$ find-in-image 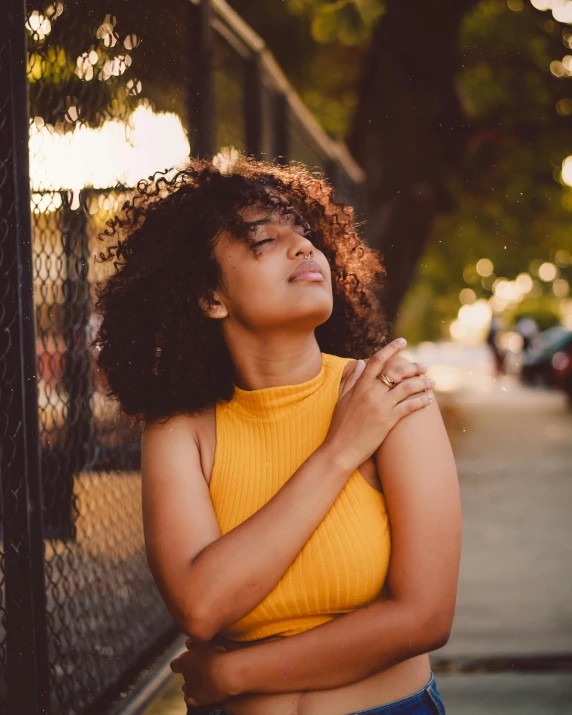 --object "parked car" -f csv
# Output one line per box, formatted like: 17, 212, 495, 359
551, 340, 572, 408
520, 325, 572, 387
